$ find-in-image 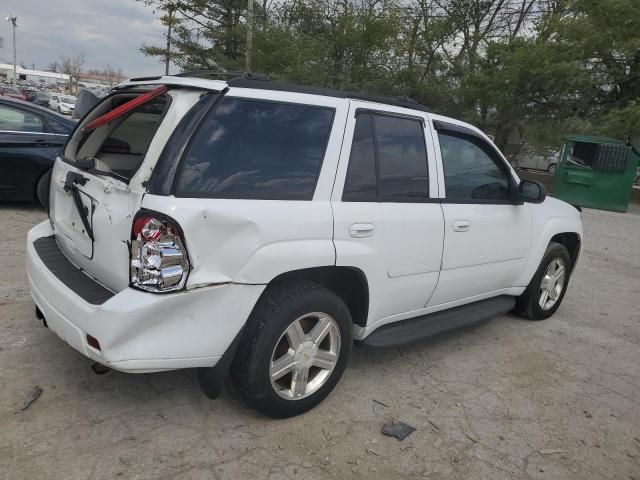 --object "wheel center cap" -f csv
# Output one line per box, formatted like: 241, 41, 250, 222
294, 341, 317, 368
546, 274, 556, 292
